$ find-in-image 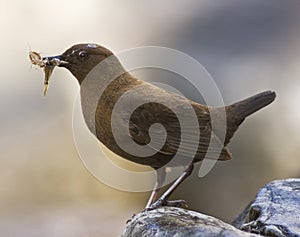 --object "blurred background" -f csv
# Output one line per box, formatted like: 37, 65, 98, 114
1, 0, 300, 236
